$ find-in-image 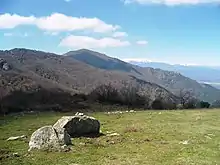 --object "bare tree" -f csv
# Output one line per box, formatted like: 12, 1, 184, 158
89, 83, 149, 108
89, 83, 120, 104
179, 89, 192, 105
178, 89, 197, 109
